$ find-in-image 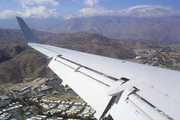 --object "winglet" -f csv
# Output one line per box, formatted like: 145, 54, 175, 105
16, 16, 42, 44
